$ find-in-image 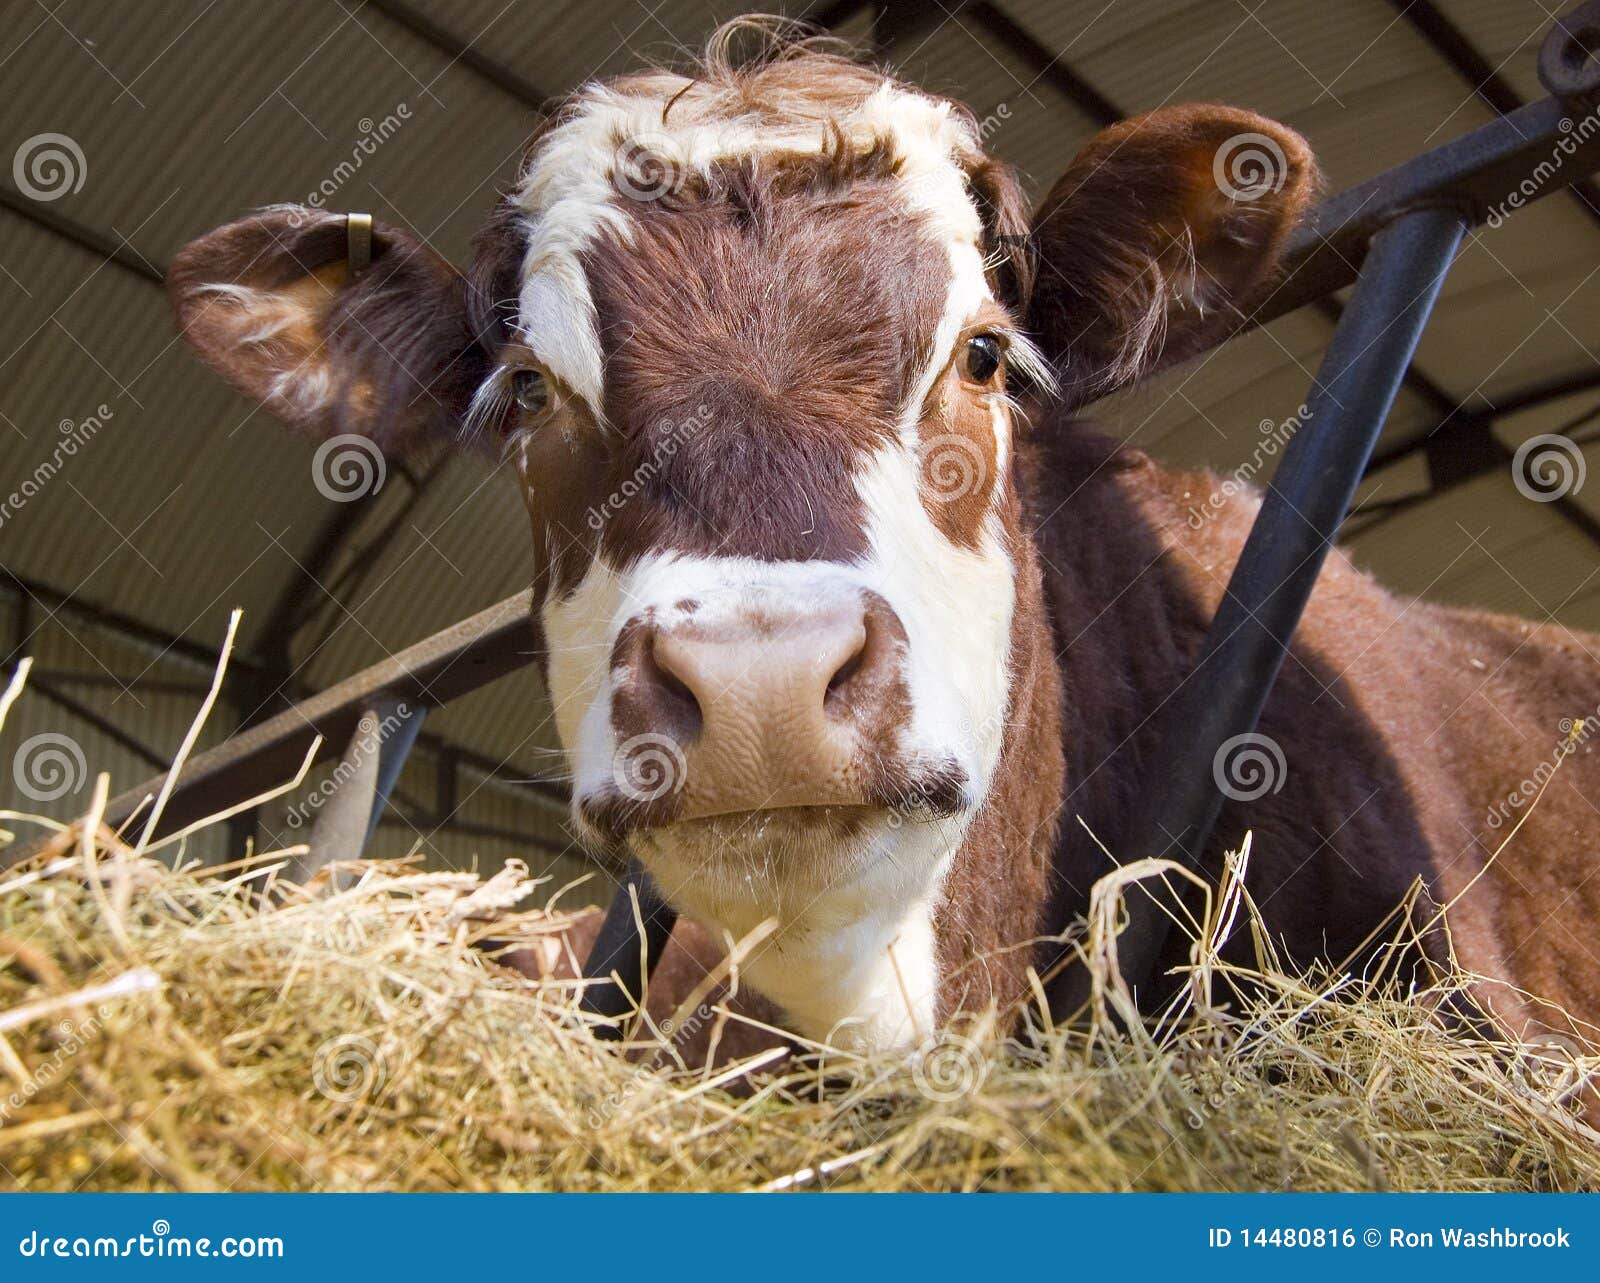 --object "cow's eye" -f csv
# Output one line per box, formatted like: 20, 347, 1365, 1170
962, 334, 1003, 383
511, 368, 551, 416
